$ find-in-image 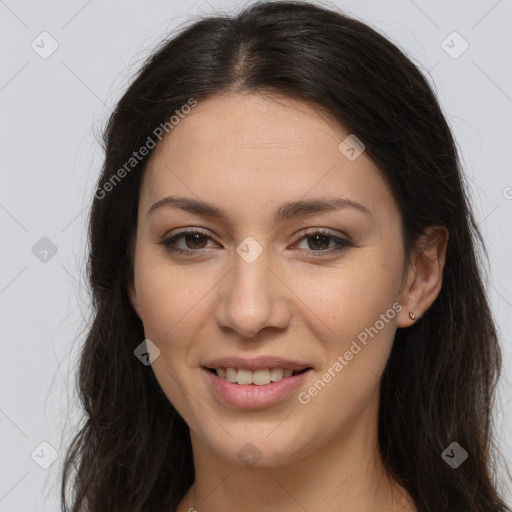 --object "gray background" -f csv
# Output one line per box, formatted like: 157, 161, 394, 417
0, 0, 511, 510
